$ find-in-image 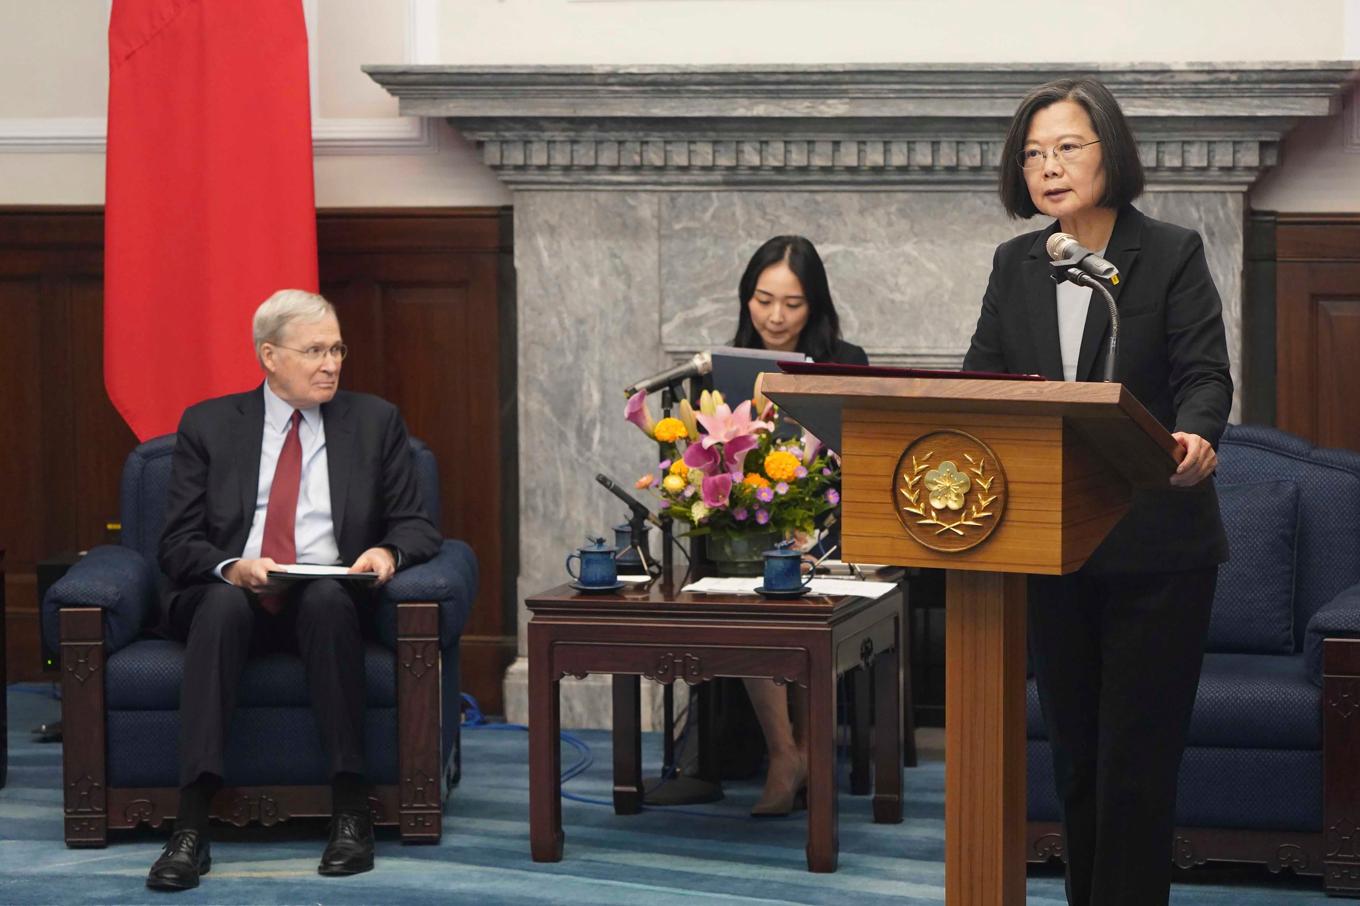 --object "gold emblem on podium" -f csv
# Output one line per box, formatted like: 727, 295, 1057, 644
893, 430, 1007, 553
